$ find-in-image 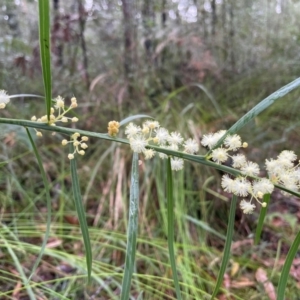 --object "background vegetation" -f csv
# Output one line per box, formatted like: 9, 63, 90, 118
1, 0, 300, 299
